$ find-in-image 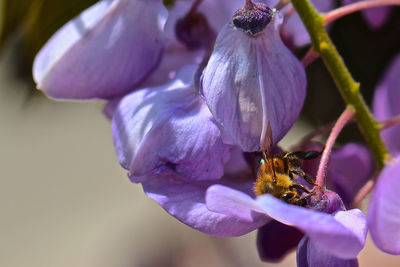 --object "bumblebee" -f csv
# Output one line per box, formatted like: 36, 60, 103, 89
254, 150, 321, 206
